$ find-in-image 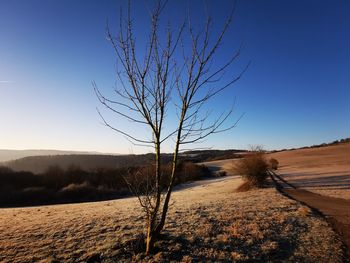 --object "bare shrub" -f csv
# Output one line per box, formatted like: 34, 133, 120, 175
269, 158, 279, 170
234, 149, 269, 187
